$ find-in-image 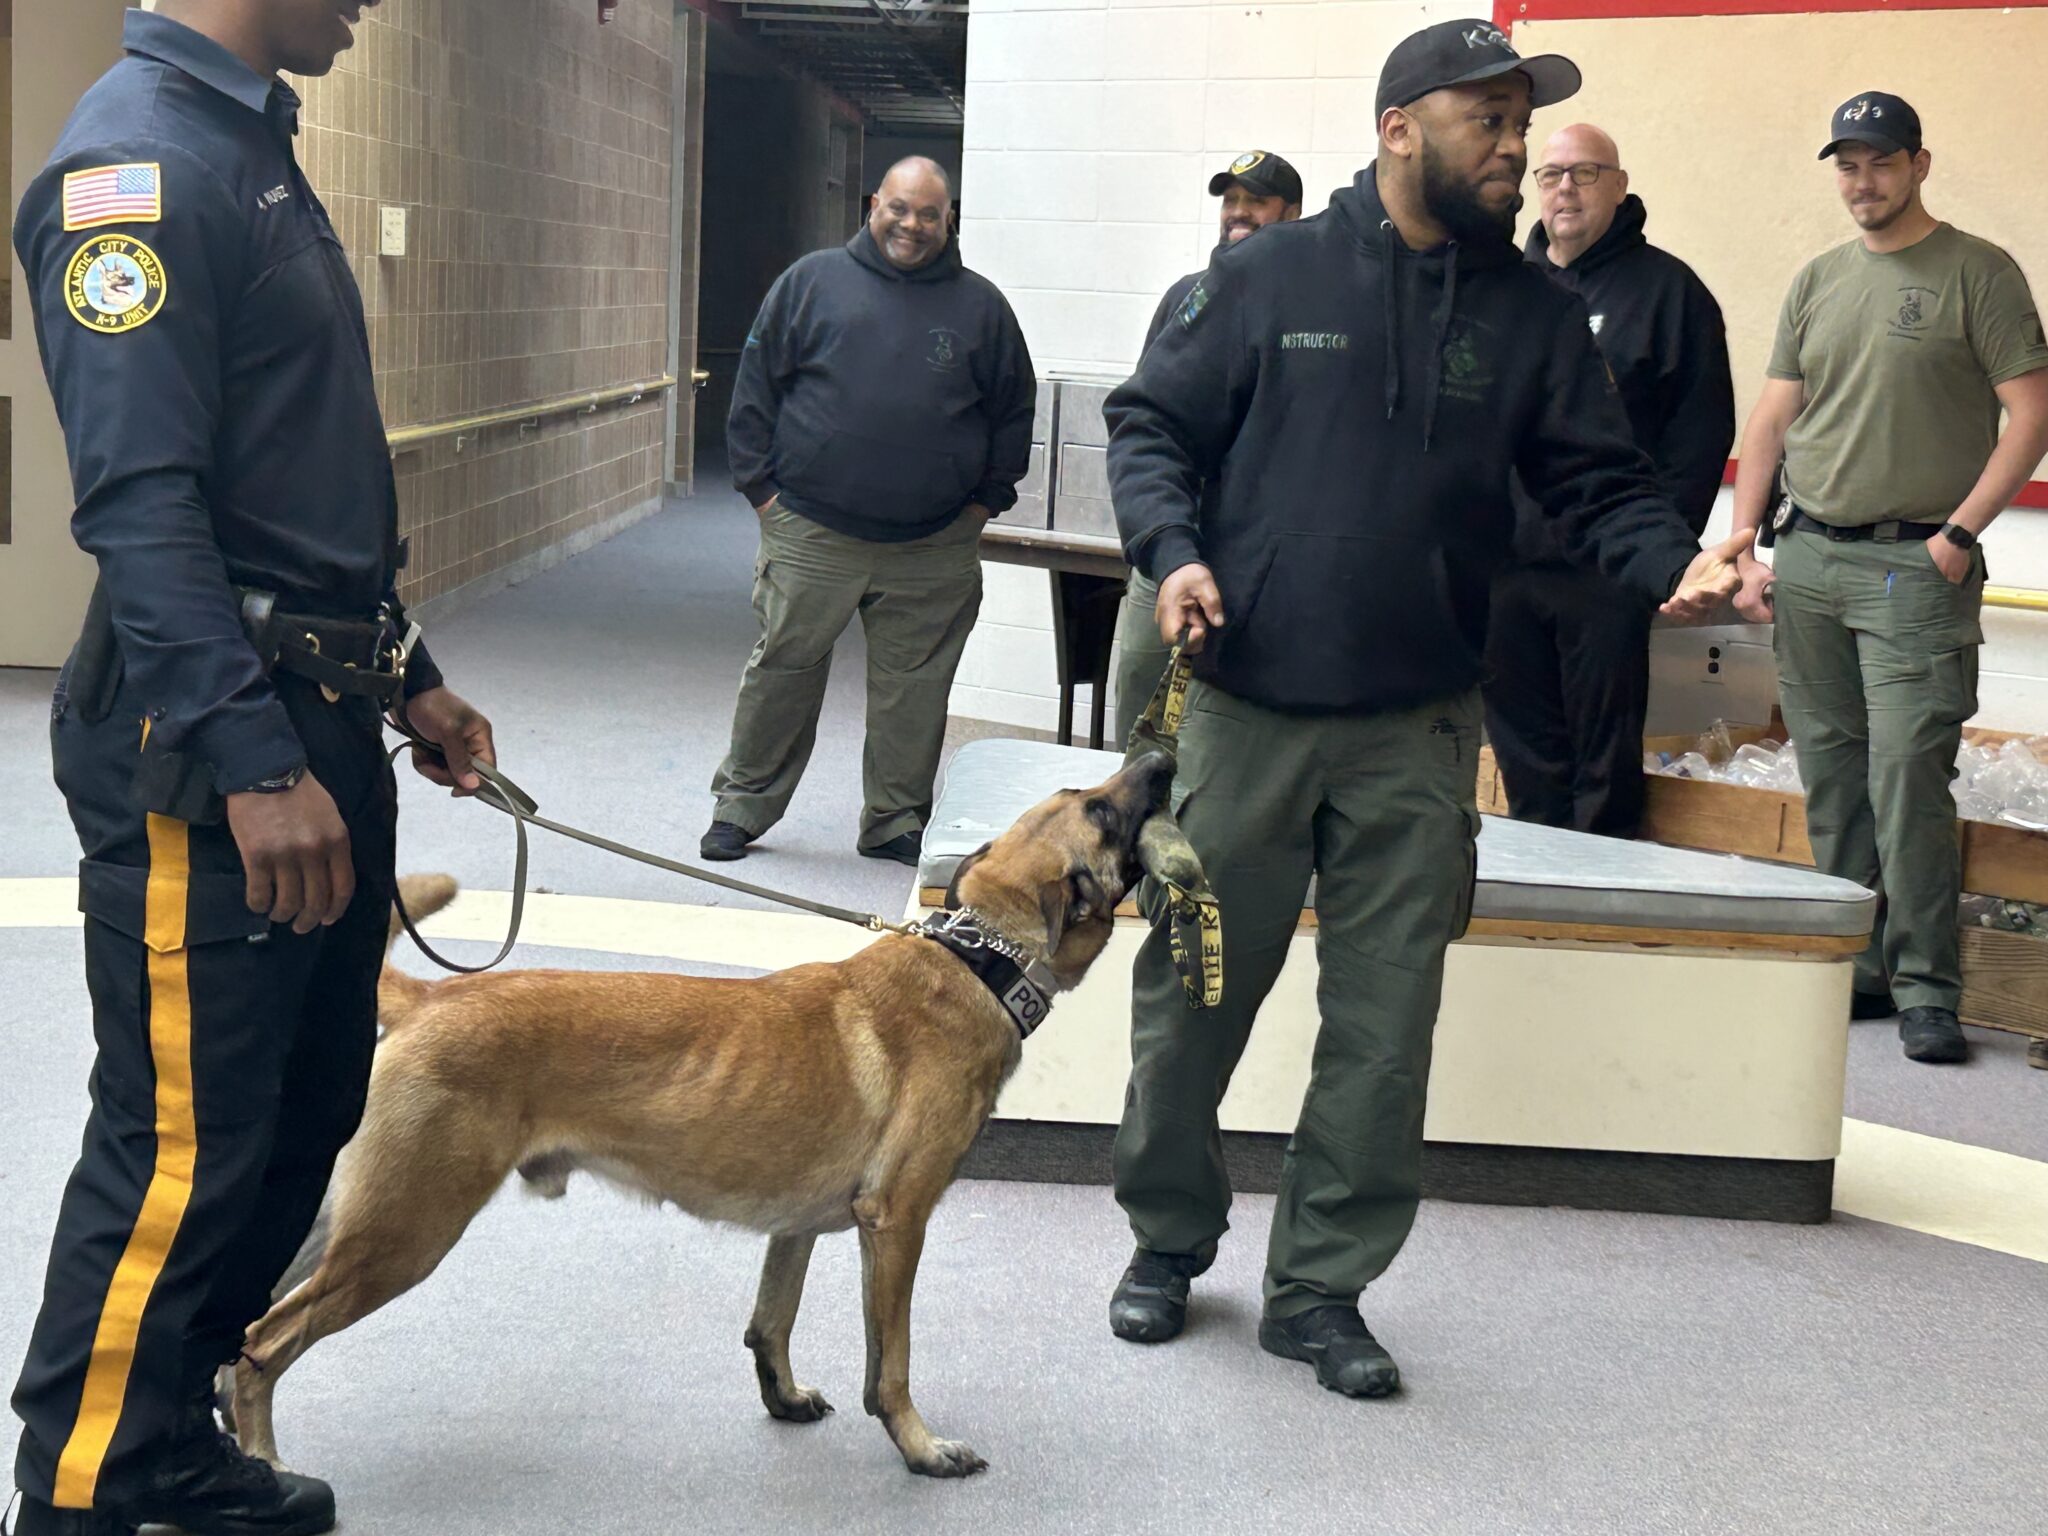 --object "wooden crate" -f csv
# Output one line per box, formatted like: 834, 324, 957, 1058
1957, 926, 2048, 1040
1477, 726, 2048, 905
